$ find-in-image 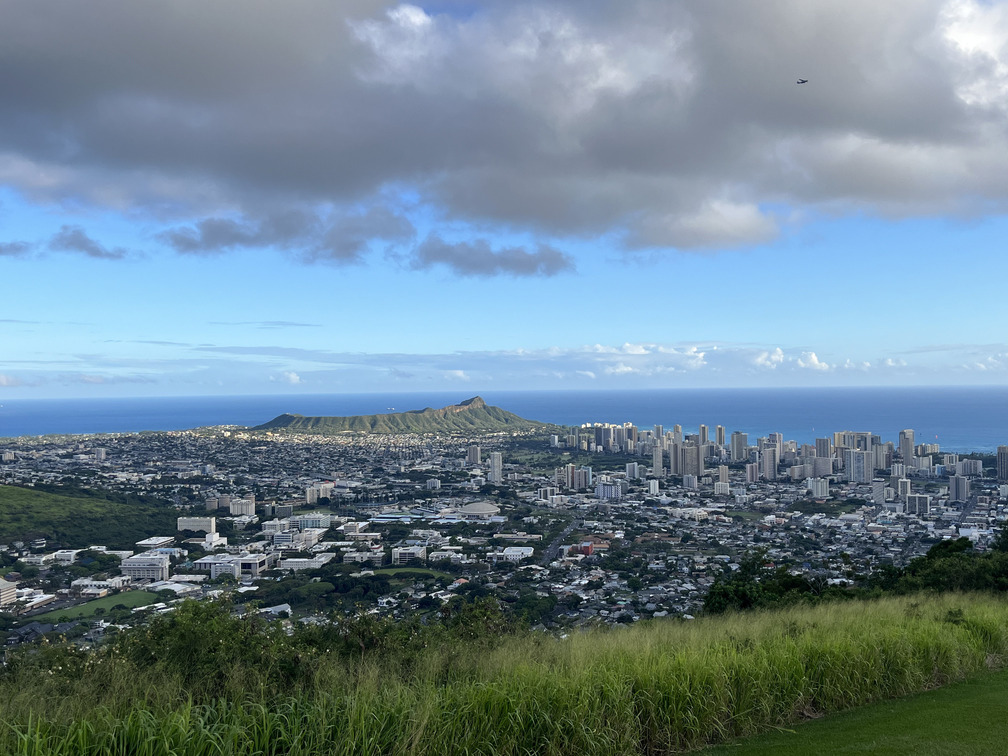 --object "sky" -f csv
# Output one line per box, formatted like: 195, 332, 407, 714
3, 0, 1008, 398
